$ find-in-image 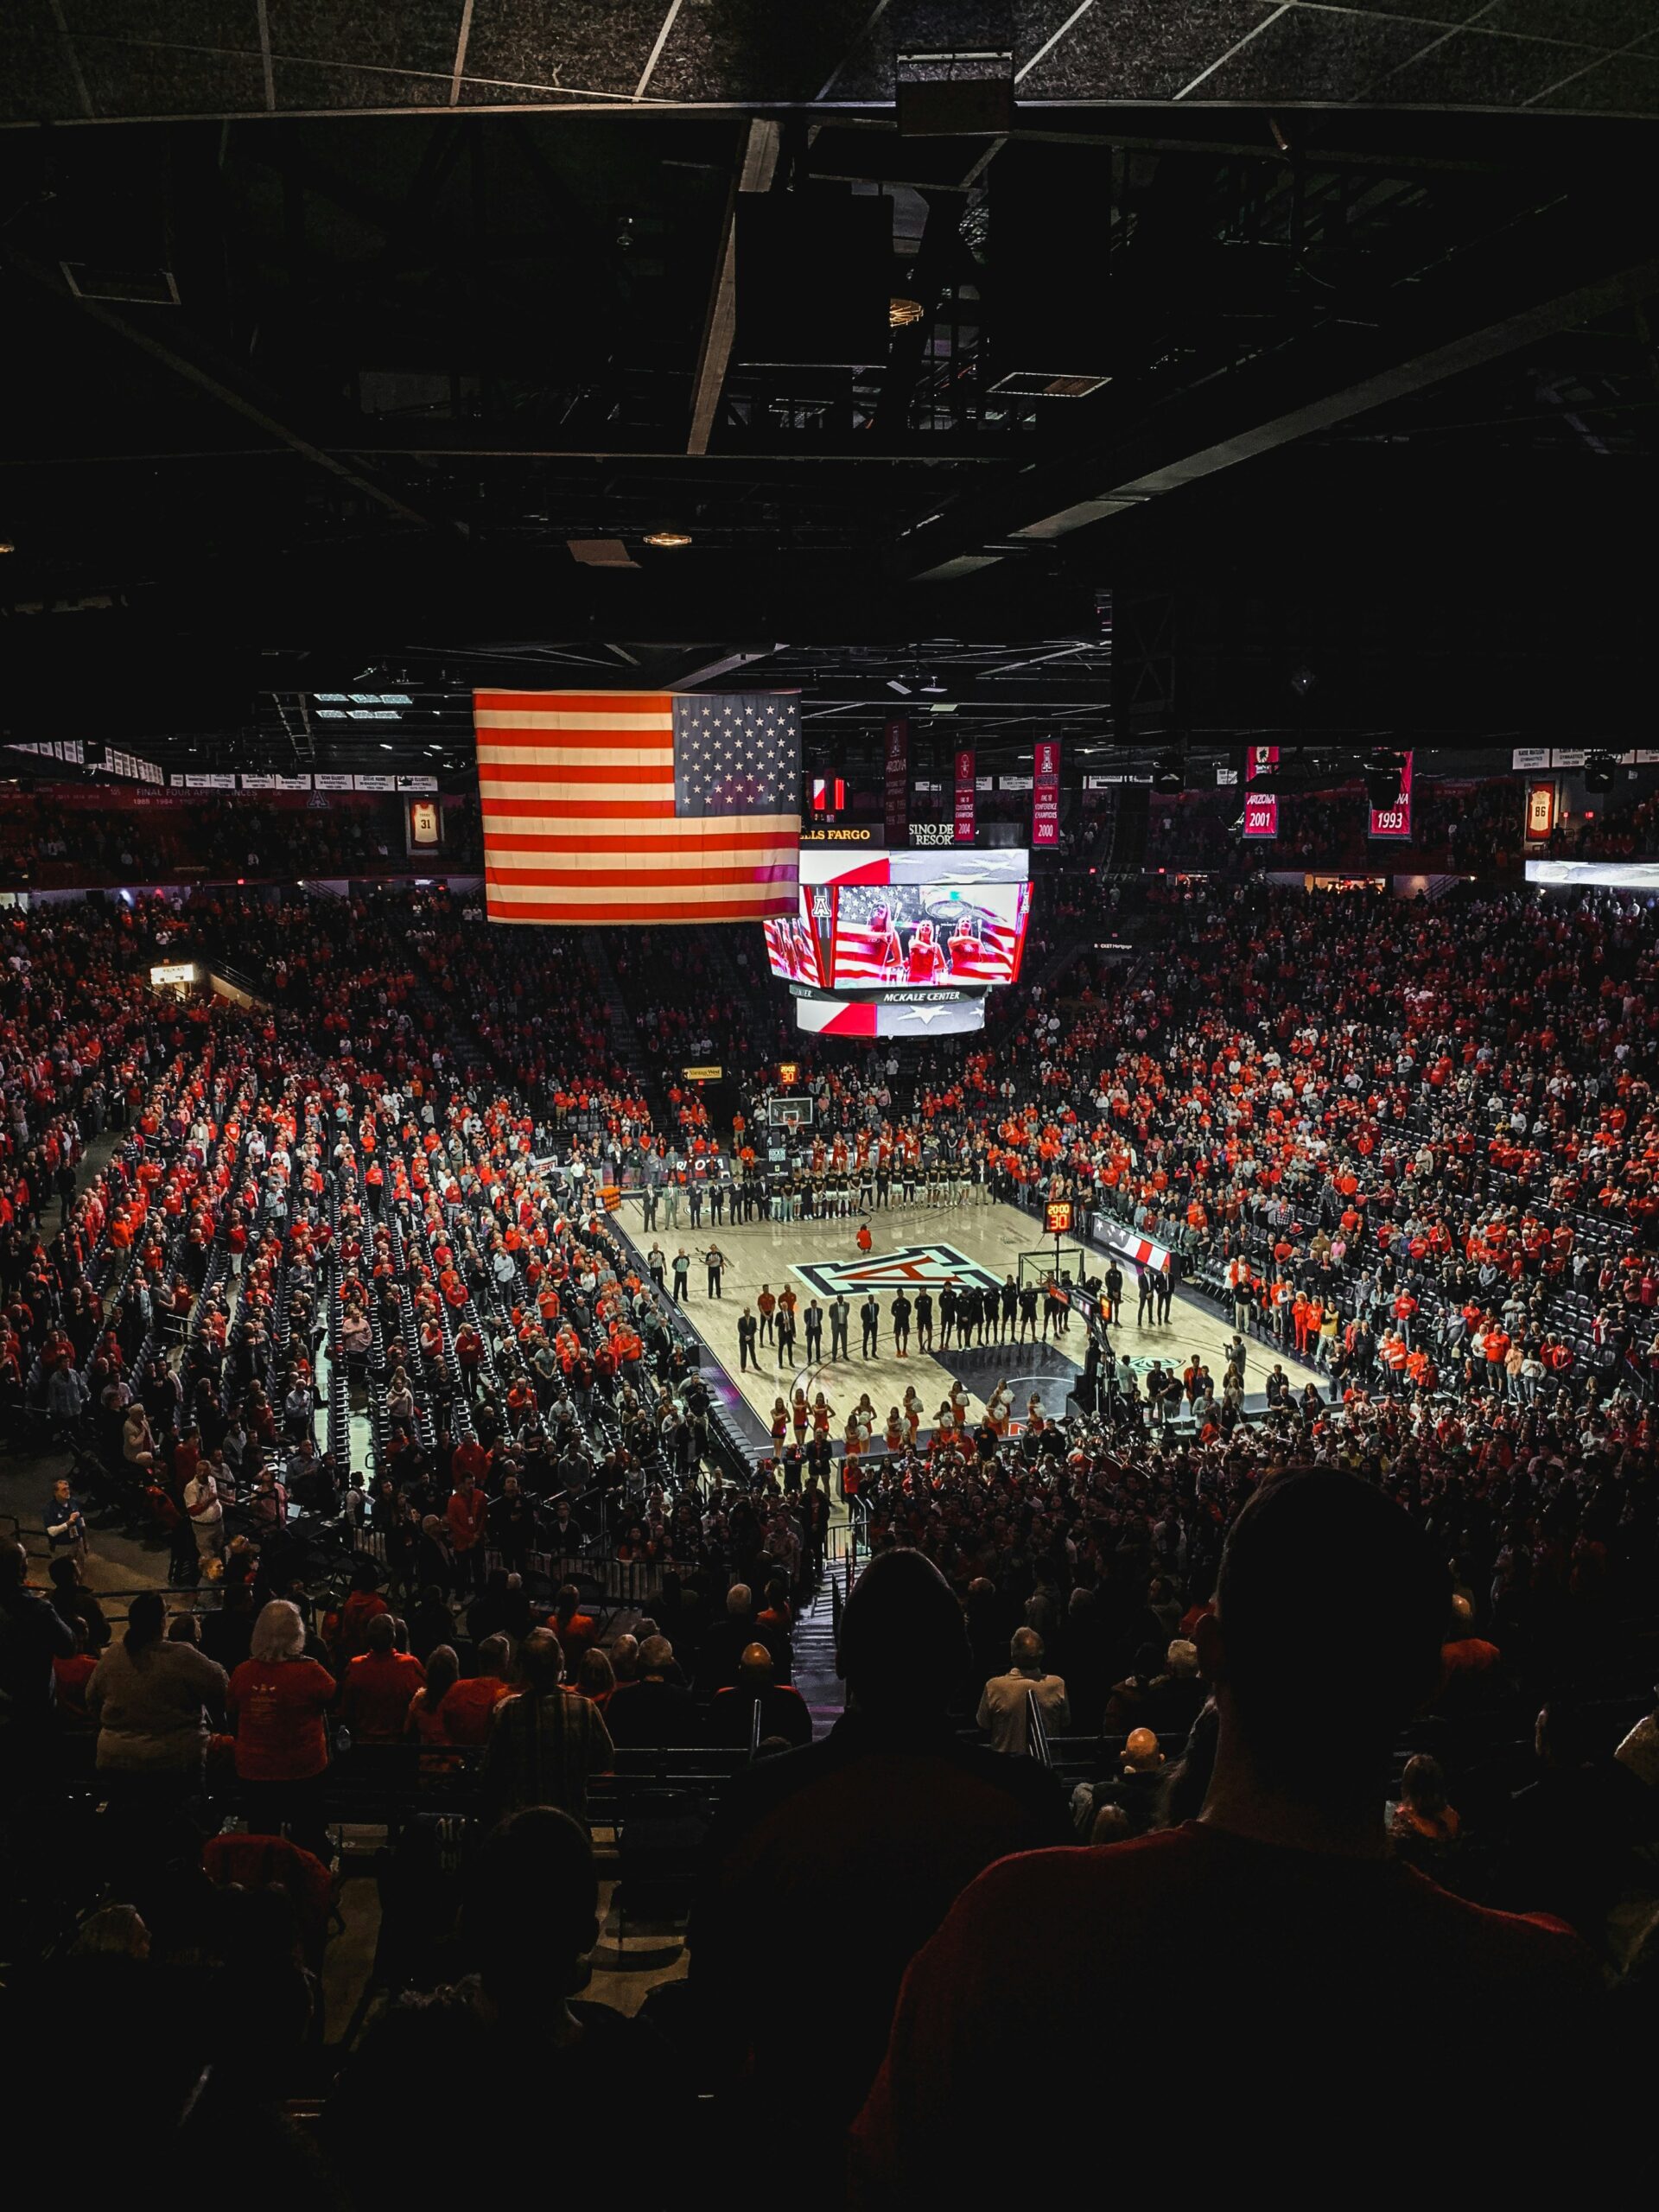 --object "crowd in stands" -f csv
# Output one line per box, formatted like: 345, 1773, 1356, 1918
1548, 776, 1659, 862
3, 869, 1659, 2202
0, 790, 482, 891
